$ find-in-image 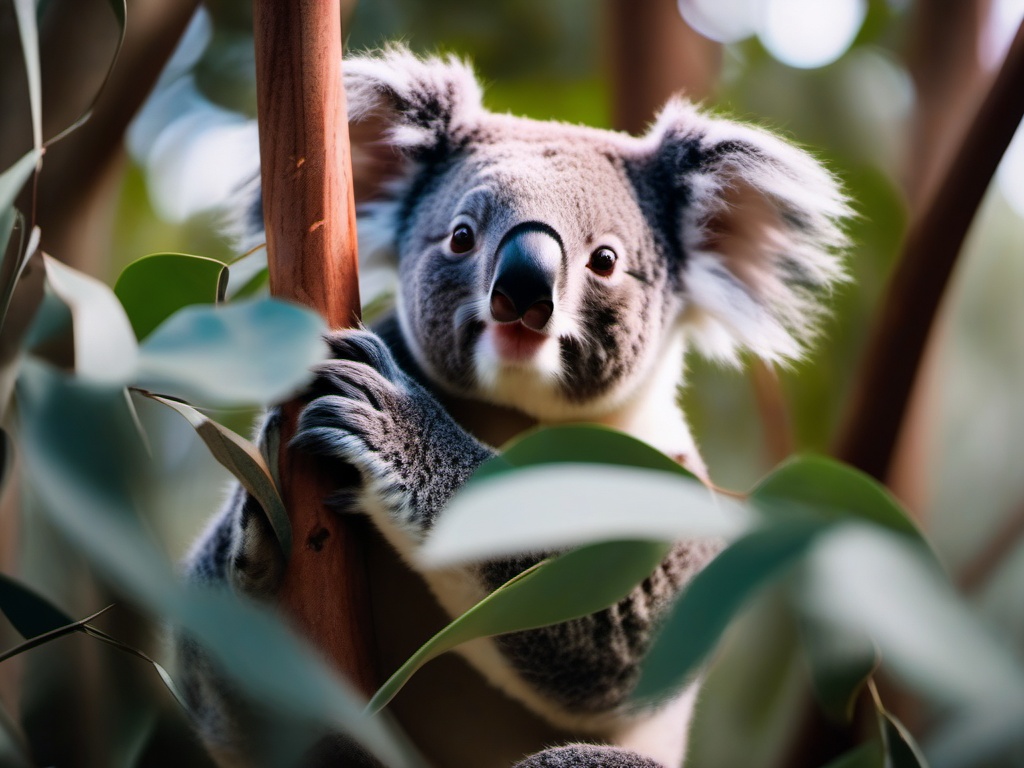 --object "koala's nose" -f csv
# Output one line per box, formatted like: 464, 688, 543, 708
490, 226, 561, 331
